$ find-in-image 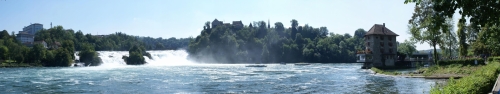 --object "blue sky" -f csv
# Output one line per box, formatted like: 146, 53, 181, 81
0, 0, 440, 50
